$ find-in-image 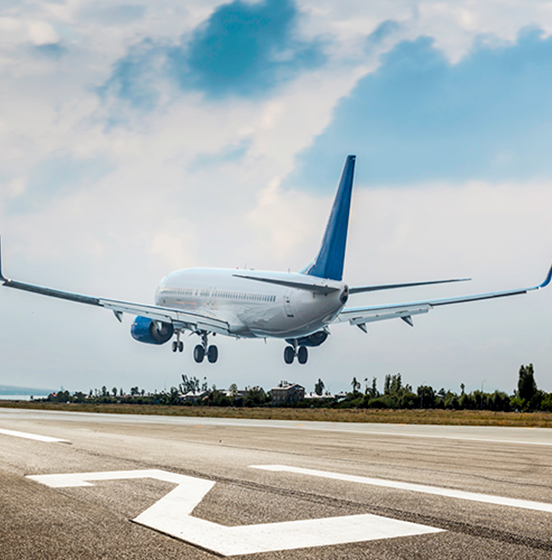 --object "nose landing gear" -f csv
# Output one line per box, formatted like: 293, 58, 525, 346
171, 333, 184, 352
